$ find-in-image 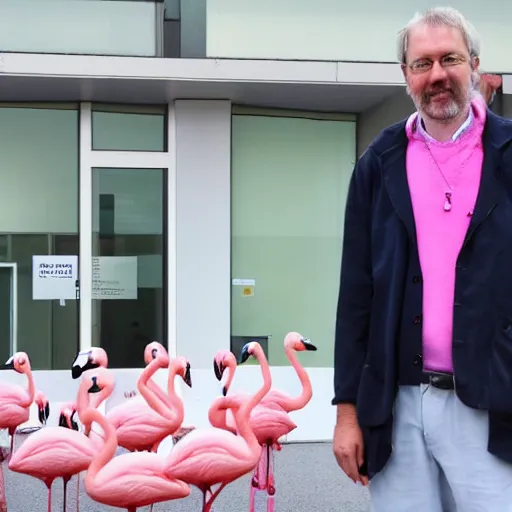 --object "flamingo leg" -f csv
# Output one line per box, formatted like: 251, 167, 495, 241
266, 444, 276, 512
46, 482, 52, 512
0, 460, 7, 512
76, 474, 79, 512
250, 444, 268, 512
204, 482, 228, 512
